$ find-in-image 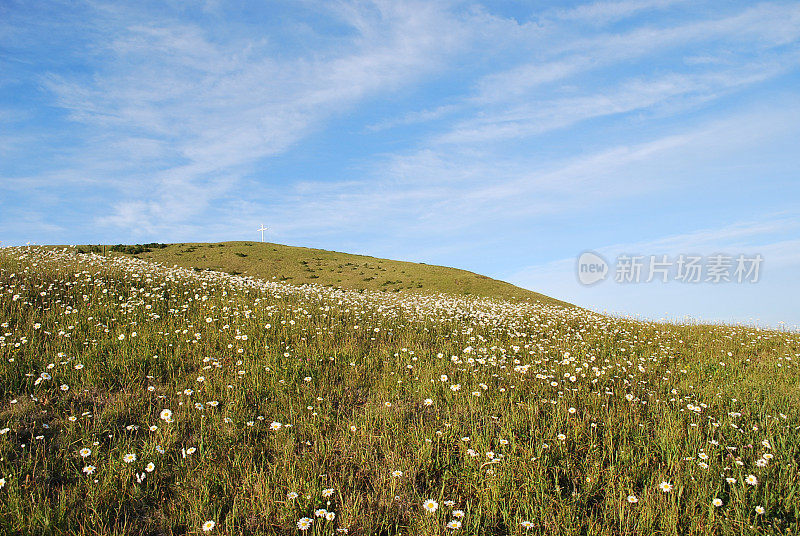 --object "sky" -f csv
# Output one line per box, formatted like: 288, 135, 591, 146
1, 0, 799, 328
